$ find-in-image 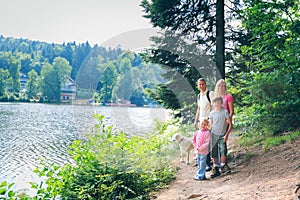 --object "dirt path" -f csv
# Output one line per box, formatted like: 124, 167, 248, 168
151, 134, 300, 200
